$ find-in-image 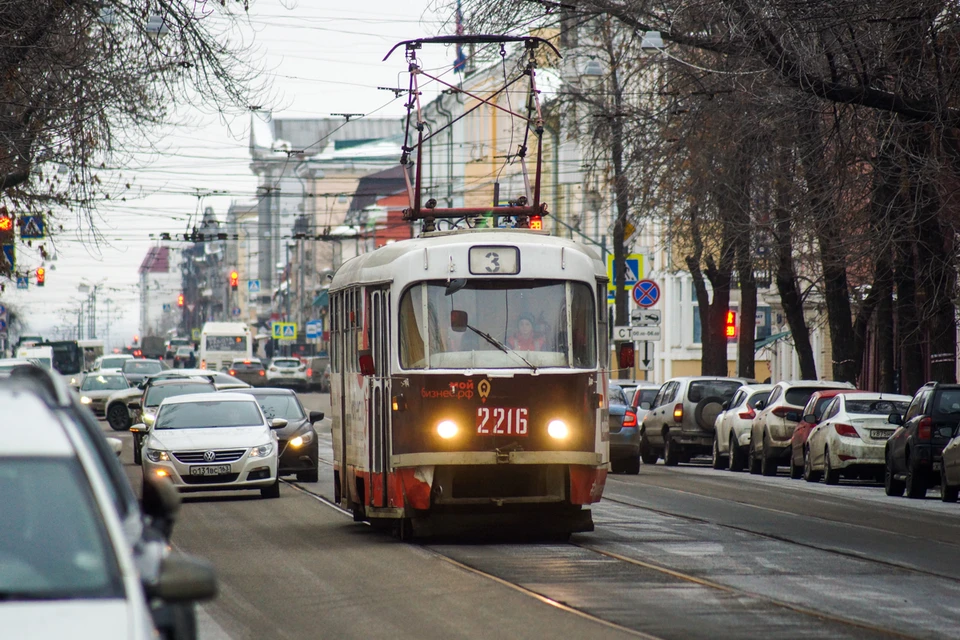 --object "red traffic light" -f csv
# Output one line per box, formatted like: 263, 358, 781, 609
36, 267, 45, 286
0, 216, 12, 232
229, 270, 239, 290
725, 310, 738, 339
177, 293, 184, 307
